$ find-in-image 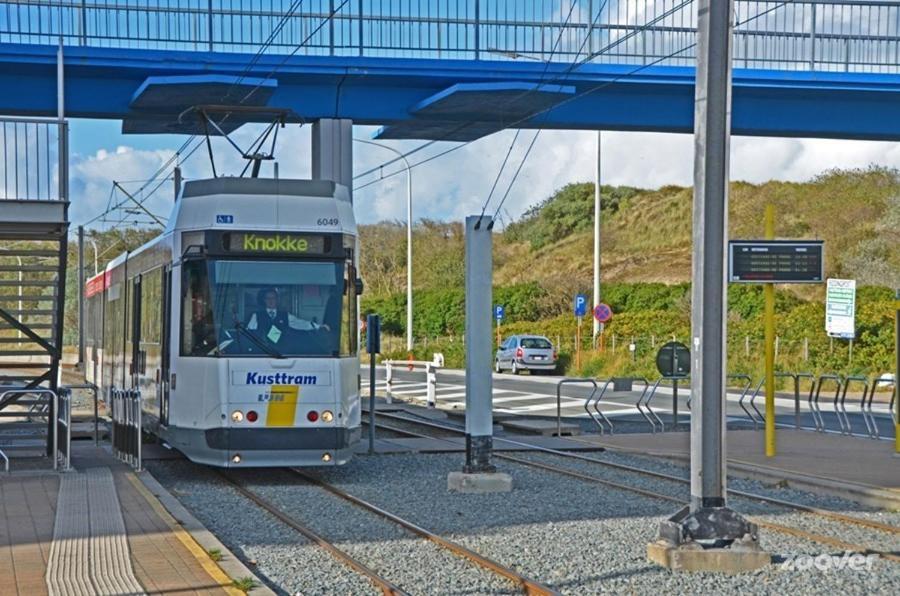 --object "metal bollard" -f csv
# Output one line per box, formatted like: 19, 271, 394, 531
385, 361, 393, 404
426, 363, 437, 408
